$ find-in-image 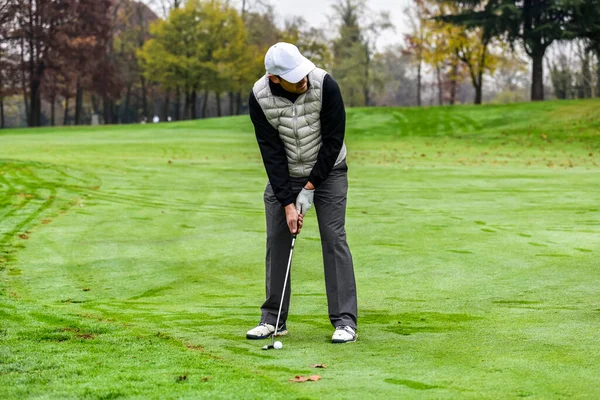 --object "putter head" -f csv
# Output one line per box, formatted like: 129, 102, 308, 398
262, 344, 274, 350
